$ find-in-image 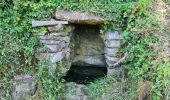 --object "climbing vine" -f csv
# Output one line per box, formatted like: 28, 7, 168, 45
0, 0, 169, 99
